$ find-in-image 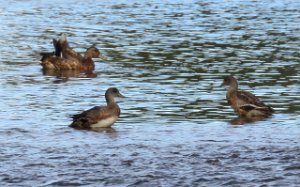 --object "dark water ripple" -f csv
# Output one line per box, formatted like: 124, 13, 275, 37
1, 125, 300, 186
0, 0, 300, 186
